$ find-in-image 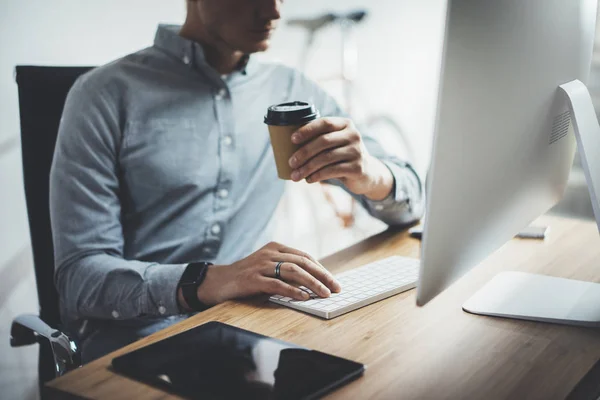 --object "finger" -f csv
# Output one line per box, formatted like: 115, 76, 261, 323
274, 245, 341, 292
291, 117, 348, 145
276, 252, 341, 293
259, 277, 311, 301
277, 245, 322, 267
306, 162, 358, 184
279, 262, 331, 298
289, 129, 351, 169
292, 146, 357, 182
